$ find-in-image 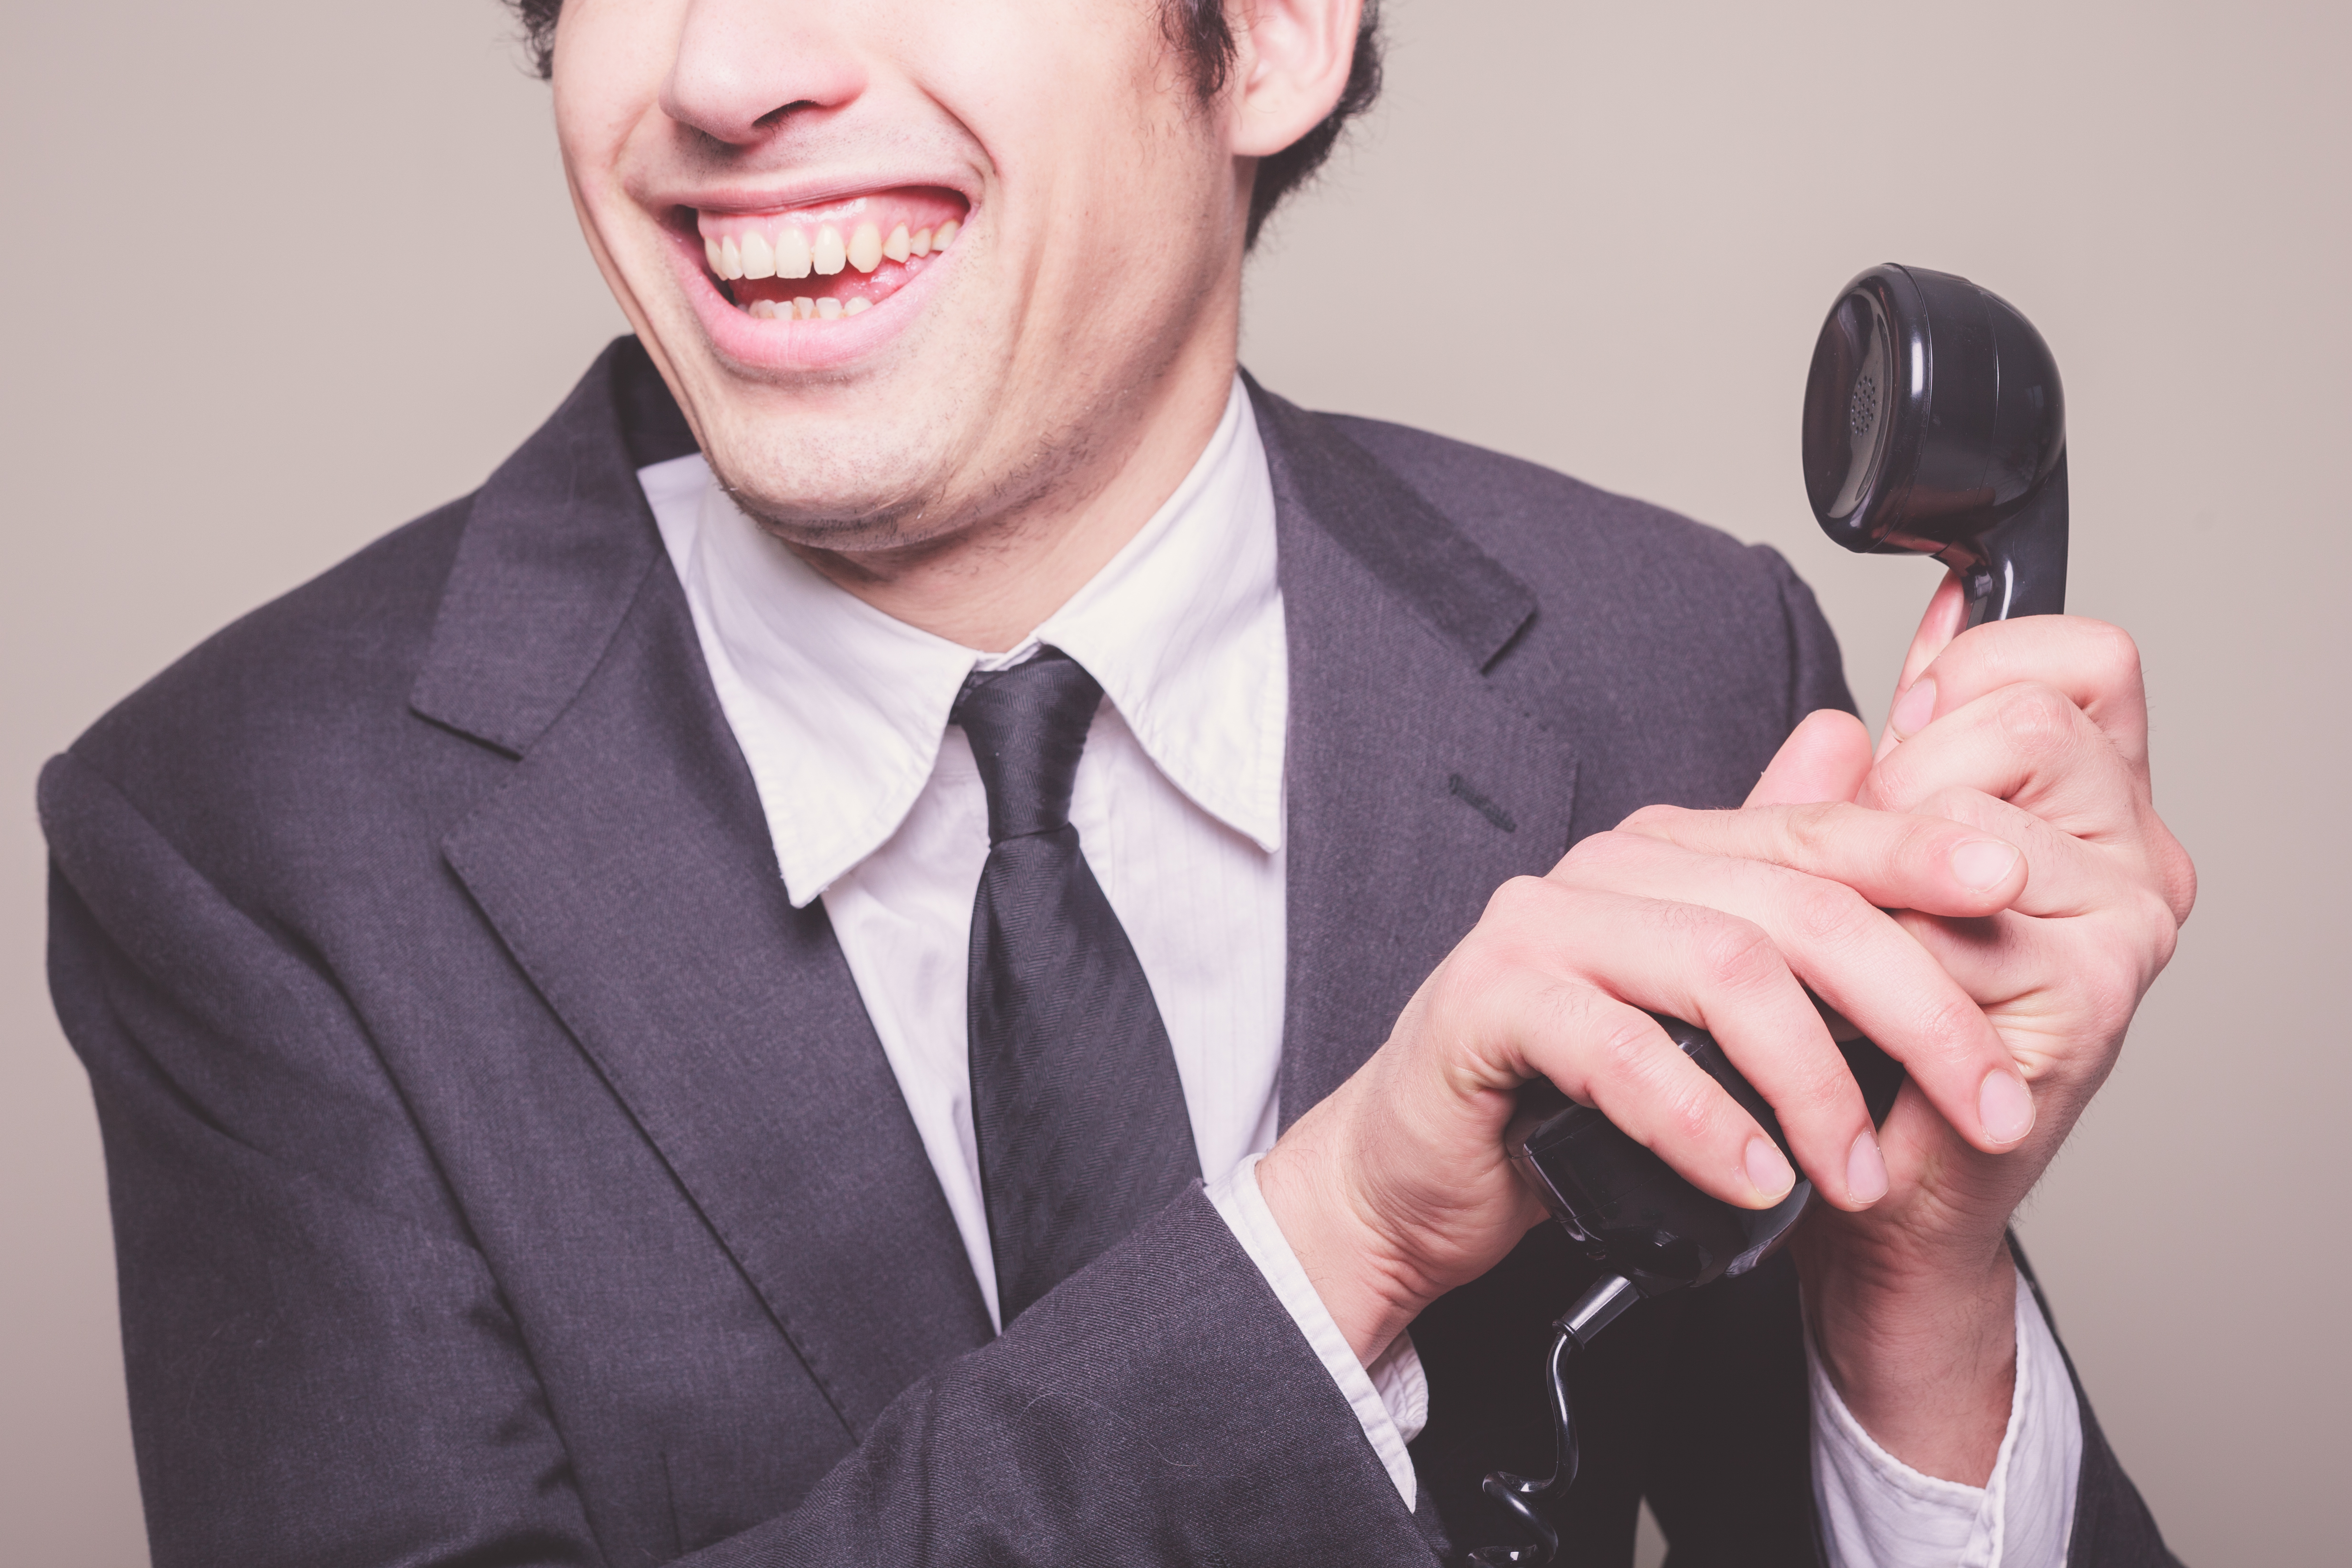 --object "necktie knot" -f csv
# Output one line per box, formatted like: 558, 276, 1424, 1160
952, 648, 1103, 843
